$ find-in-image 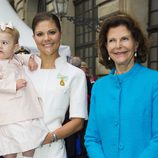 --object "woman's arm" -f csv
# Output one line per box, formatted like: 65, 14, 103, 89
84, 85, 106, 158
139, 80, 158, 158
43, 67, 88, 144
43, 118, 84, 144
